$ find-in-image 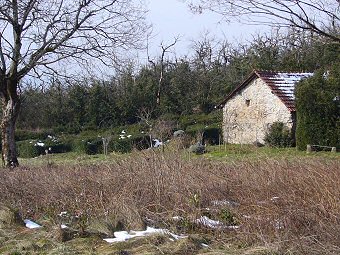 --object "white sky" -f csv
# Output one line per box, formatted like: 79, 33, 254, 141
146, 0, 266, 58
